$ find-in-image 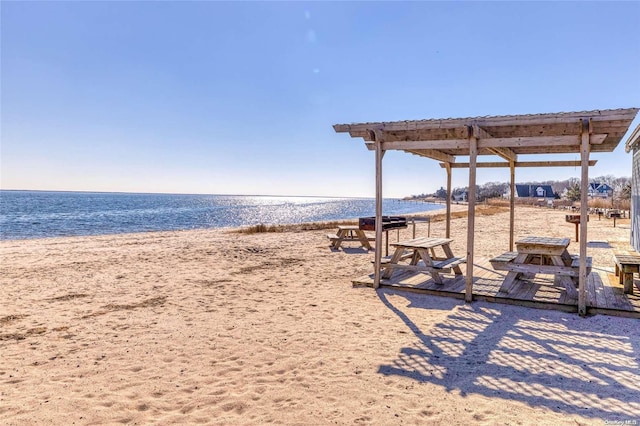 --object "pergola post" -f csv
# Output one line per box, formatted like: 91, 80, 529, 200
579, 119, 591, 316
465, 126, 478, 302
509, 161, 515, 251
373, 130, 385, 289
445, 162, 452, 238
